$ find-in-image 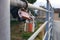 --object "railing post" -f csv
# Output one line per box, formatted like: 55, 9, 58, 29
50, 8, 54, 40
45, 0, 49, 40
48, 2, 54, 40
48, 4, 50, 40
